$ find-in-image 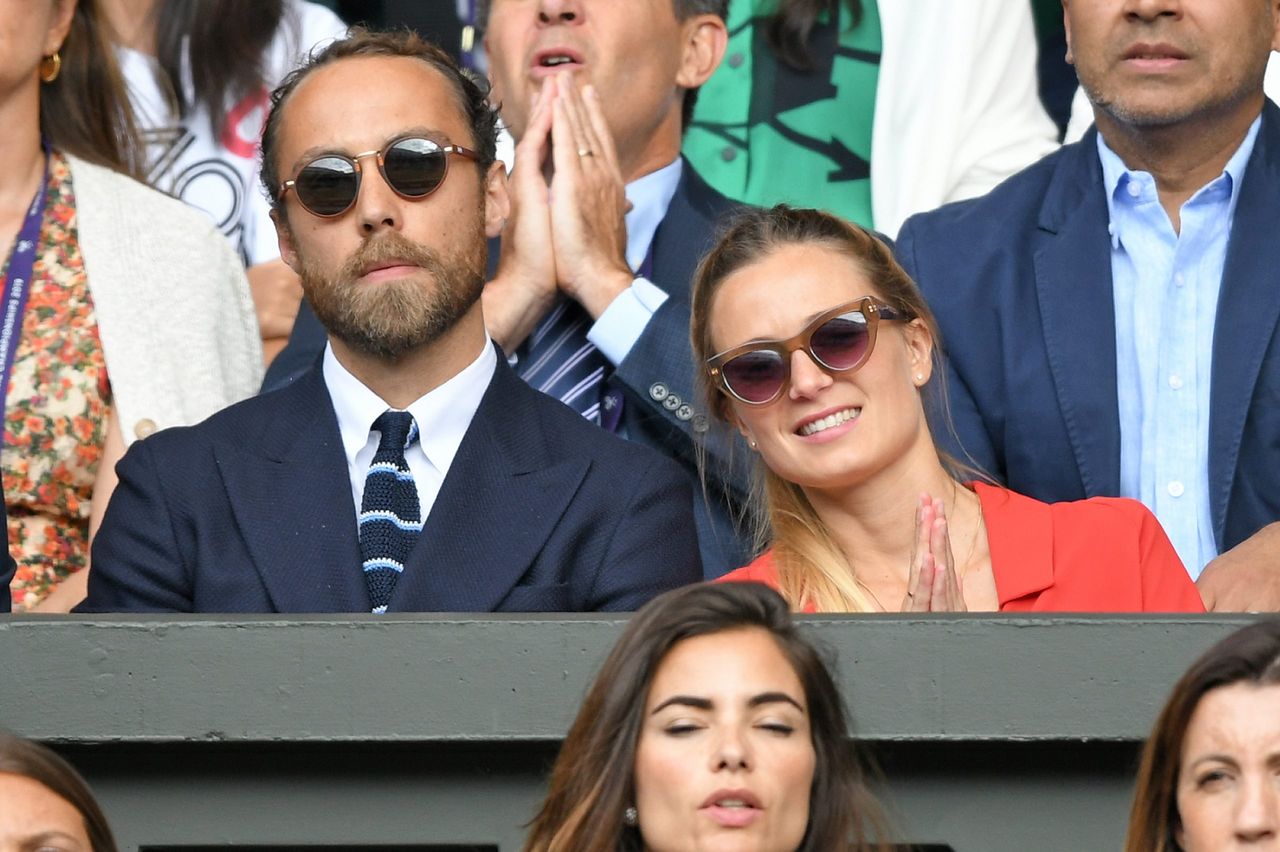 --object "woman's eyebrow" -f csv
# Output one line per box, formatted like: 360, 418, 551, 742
748, 691, 805, 712
651, 695, 712, 714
